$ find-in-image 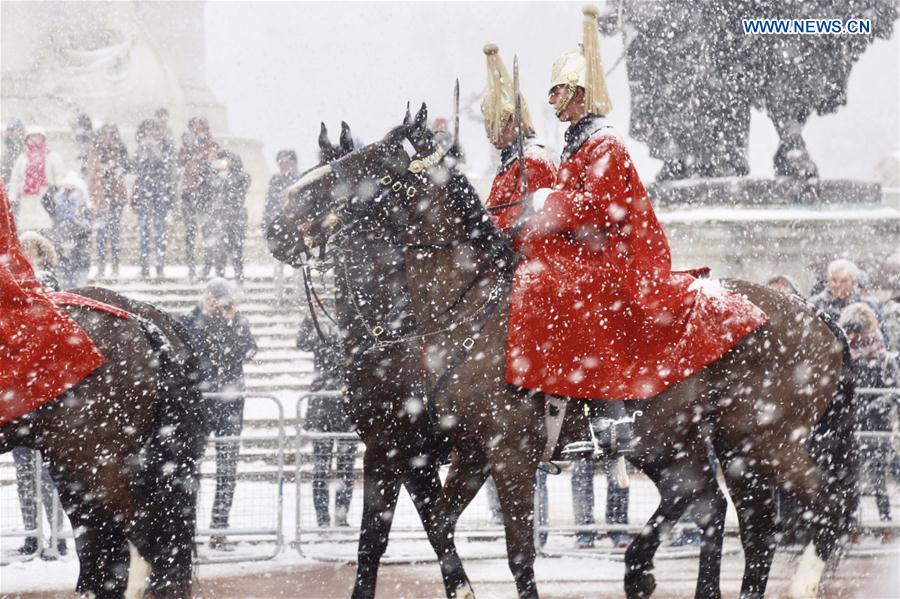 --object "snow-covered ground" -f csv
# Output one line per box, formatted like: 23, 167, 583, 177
3, 448, 899, 595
